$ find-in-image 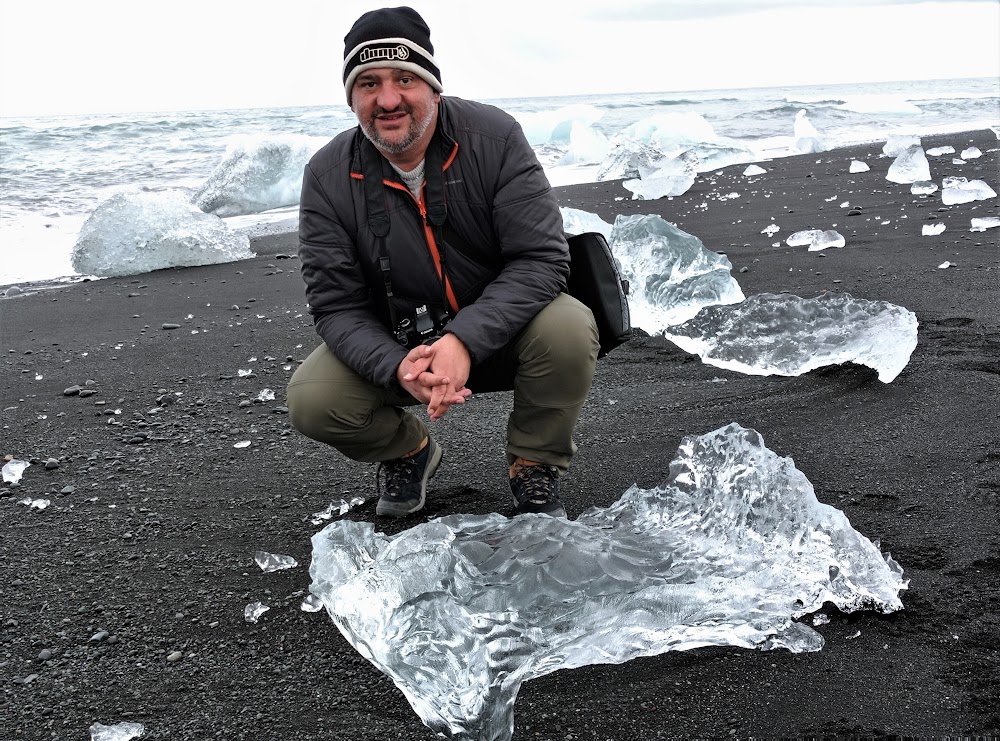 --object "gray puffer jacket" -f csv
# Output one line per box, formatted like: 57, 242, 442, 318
298, 96, 569, 389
